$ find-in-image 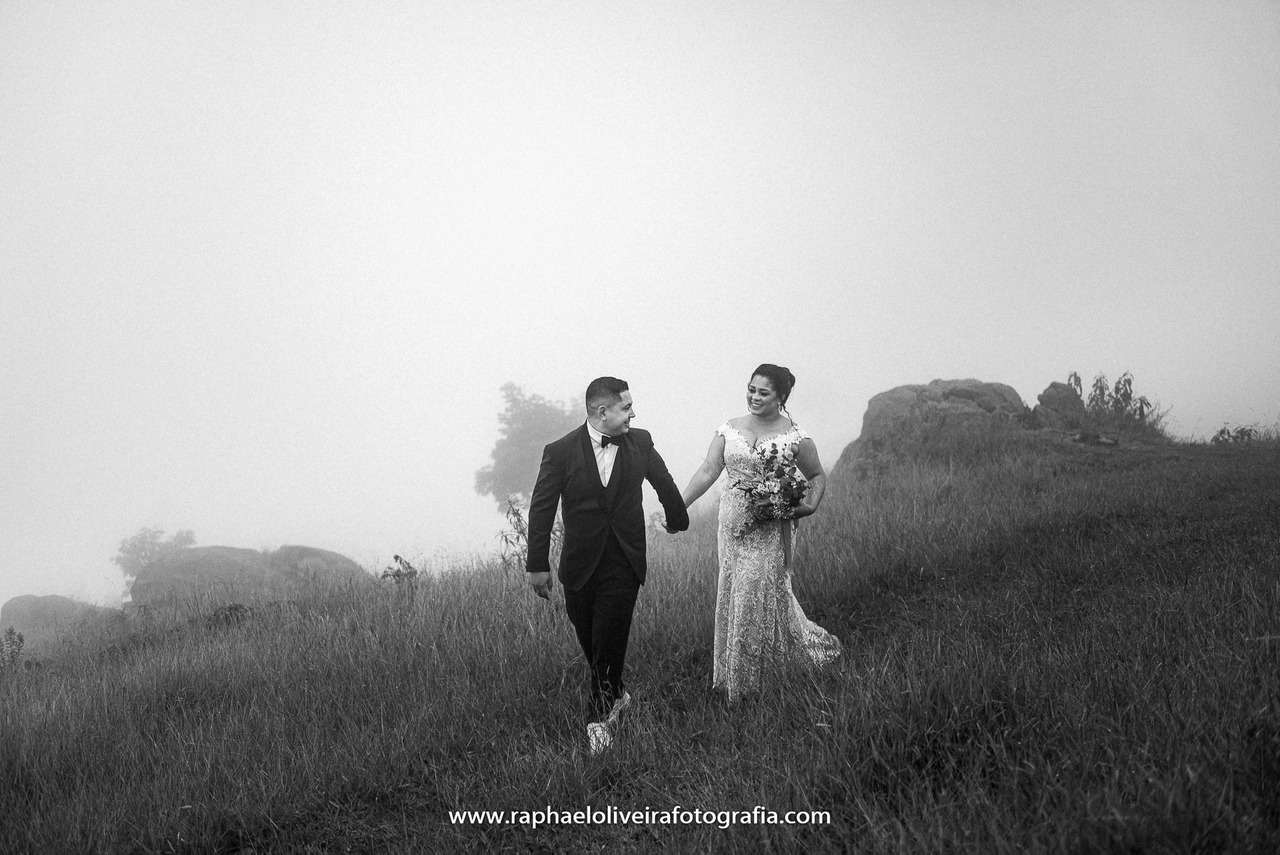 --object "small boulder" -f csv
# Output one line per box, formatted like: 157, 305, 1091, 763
1034, 381, 1086, 430
206, 603, 253, 628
